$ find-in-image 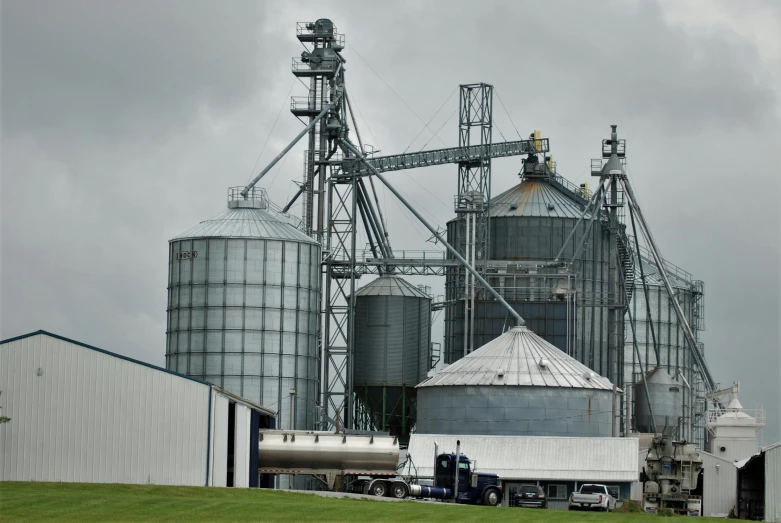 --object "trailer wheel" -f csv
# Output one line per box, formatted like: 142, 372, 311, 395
390, 482, 408, 499
370, 481, 388, 497
483, 488, 501, 507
